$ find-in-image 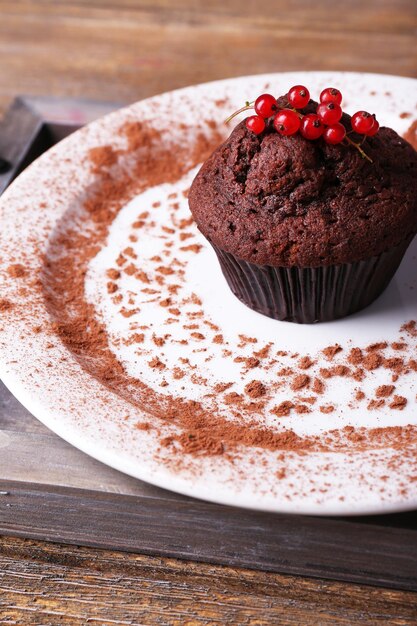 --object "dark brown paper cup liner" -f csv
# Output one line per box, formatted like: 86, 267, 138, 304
212, 237, 413, 324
